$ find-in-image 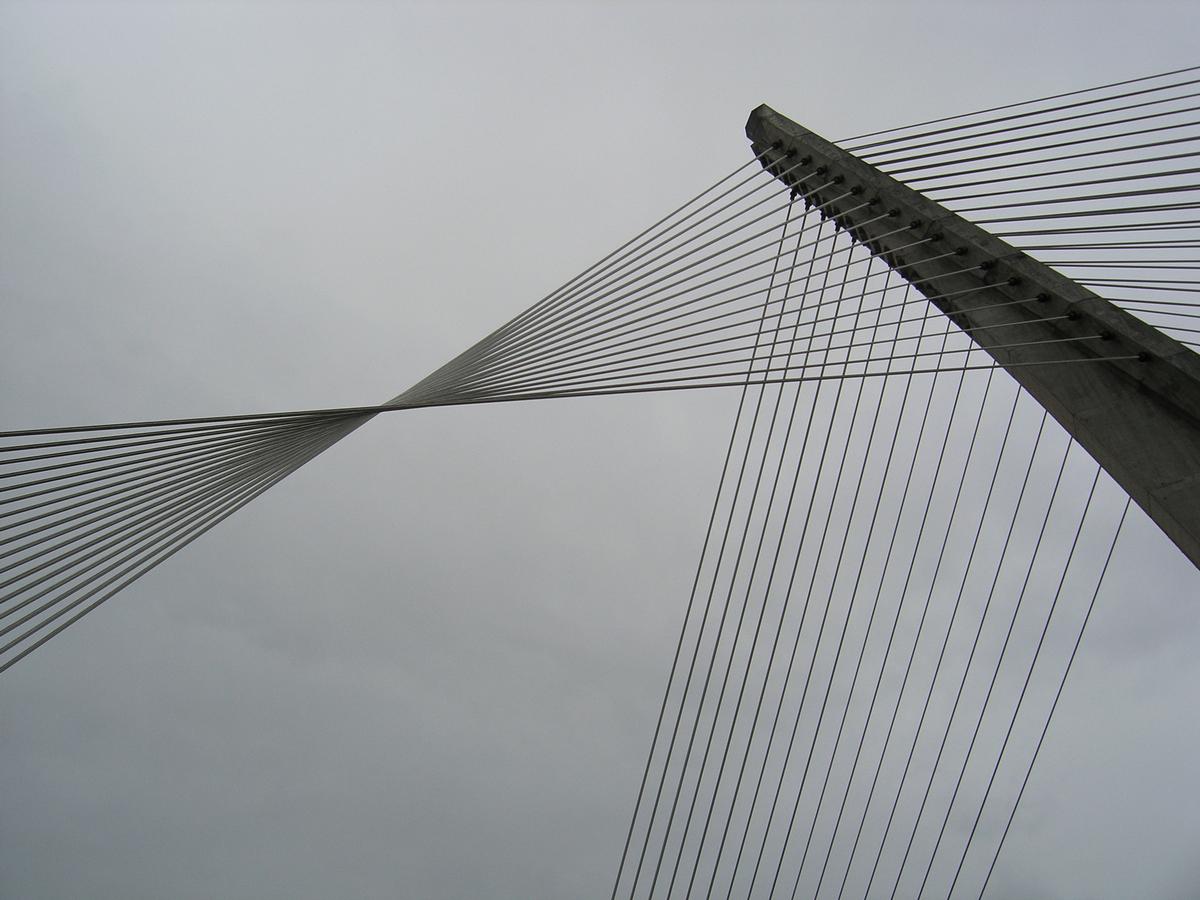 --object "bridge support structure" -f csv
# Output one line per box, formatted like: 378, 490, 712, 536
747, 104, 1200, 570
